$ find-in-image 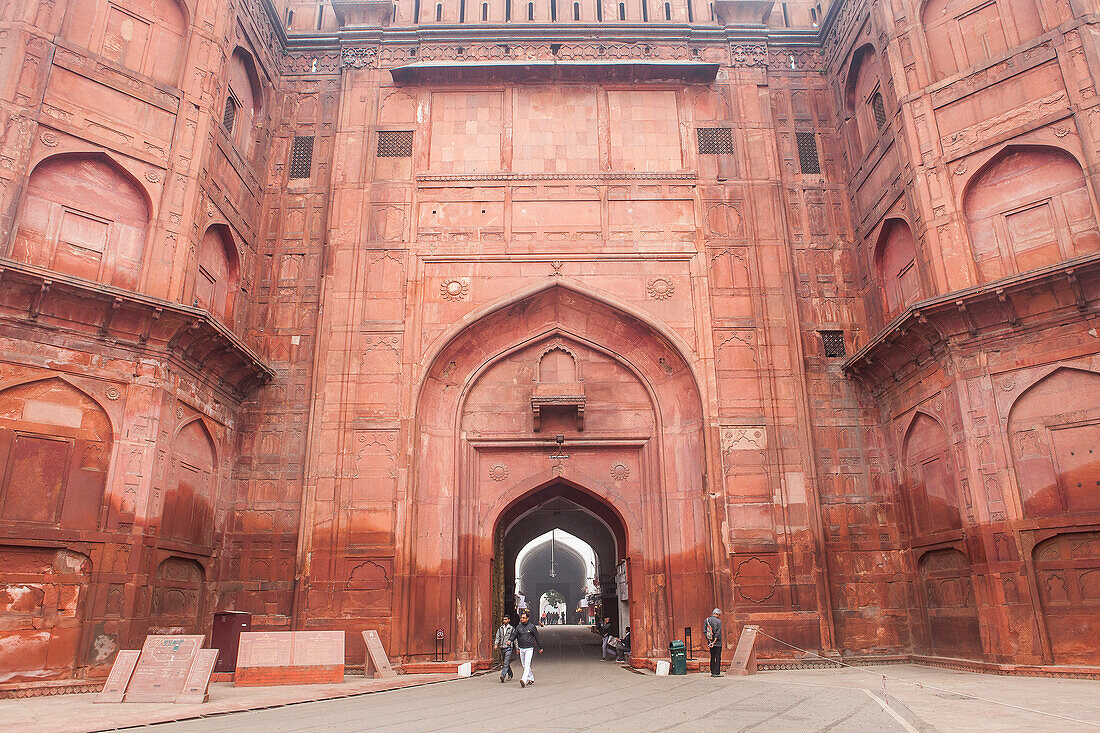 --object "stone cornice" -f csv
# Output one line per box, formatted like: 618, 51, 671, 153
266, 0, 858, 78
416, 171, 697, 182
